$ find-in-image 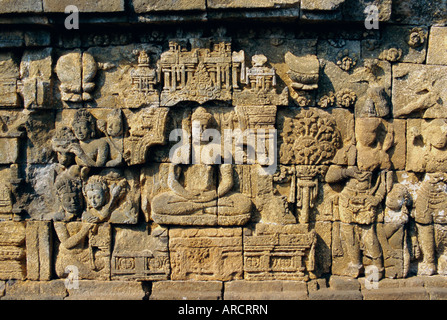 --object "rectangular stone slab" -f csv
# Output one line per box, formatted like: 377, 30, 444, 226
132, 0, 206, 12
43, 0, 124, 12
